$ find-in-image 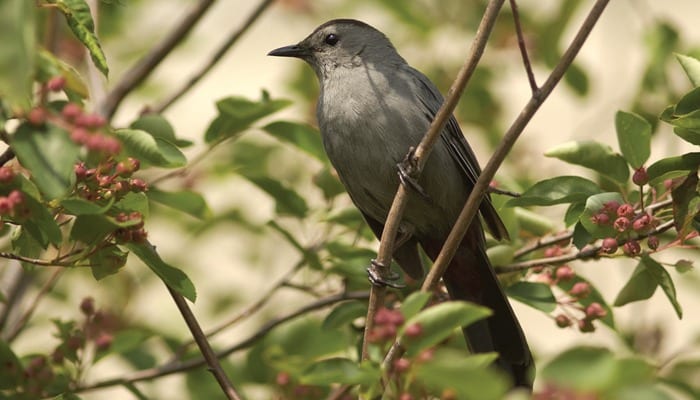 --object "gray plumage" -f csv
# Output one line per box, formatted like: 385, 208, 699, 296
269, 19, 533, 388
